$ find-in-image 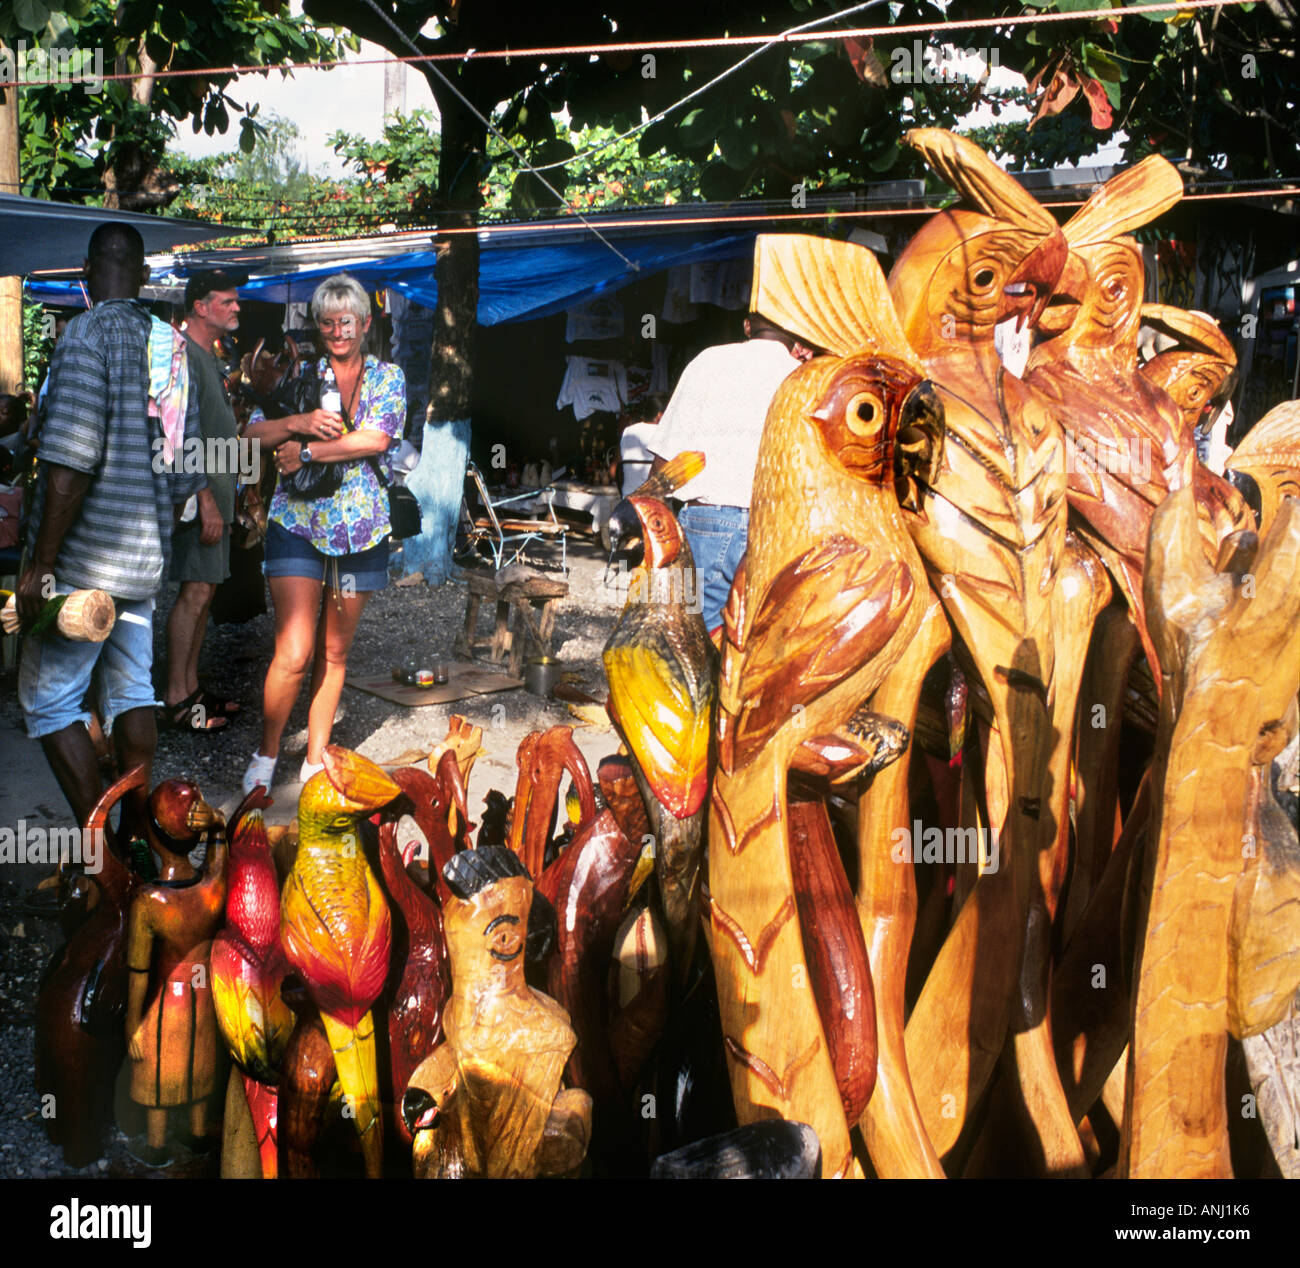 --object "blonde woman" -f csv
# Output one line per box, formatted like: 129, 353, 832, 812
241, 274, 405, 793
